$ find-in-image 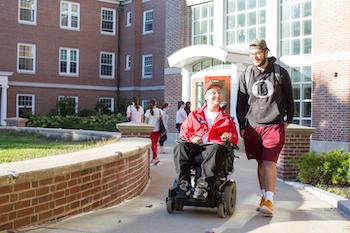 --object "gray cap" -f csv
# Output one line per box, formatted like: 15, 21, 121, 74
249, 39, 270, 51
